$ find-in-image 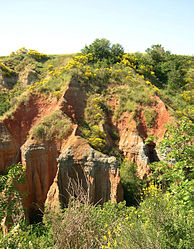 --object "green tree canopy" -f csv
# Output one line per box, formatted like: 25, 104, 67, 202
81, 38, 124, 64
